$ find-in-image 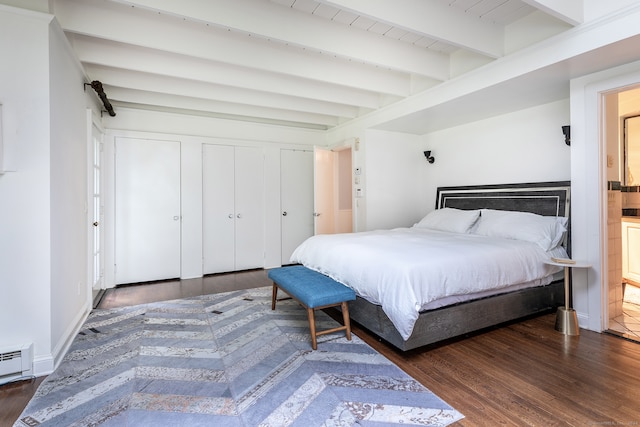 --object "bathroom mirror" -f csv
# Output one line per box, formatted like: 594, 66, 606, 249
624, 115, 640, 186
